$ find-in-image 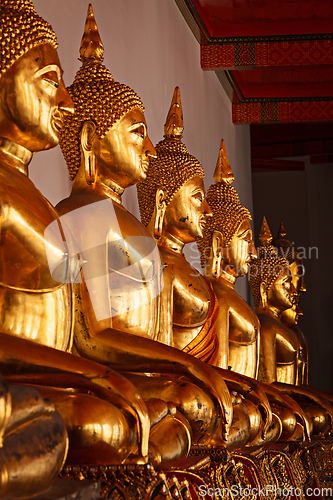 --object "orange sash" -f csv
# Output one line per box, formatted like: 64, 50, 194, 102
182, 279, 219, 366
